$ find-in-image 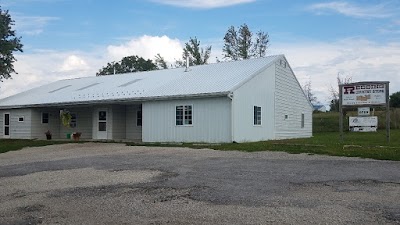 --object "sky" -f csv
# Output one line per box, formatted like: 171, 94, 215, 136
1, 0, 399, 107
